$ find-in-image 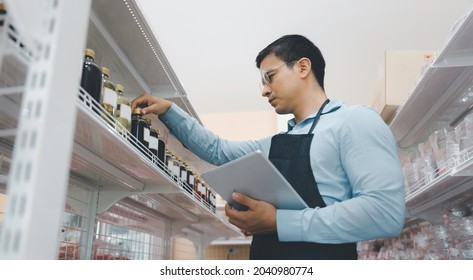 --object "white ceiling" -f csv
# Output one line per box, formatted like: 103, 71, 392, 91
137, 0, 472, 116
